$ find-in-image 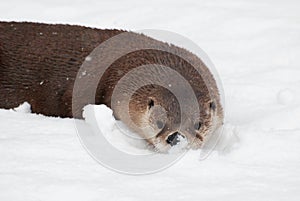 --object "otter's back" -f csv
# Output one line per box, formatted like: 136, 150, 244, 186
0, 21, 122, 117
